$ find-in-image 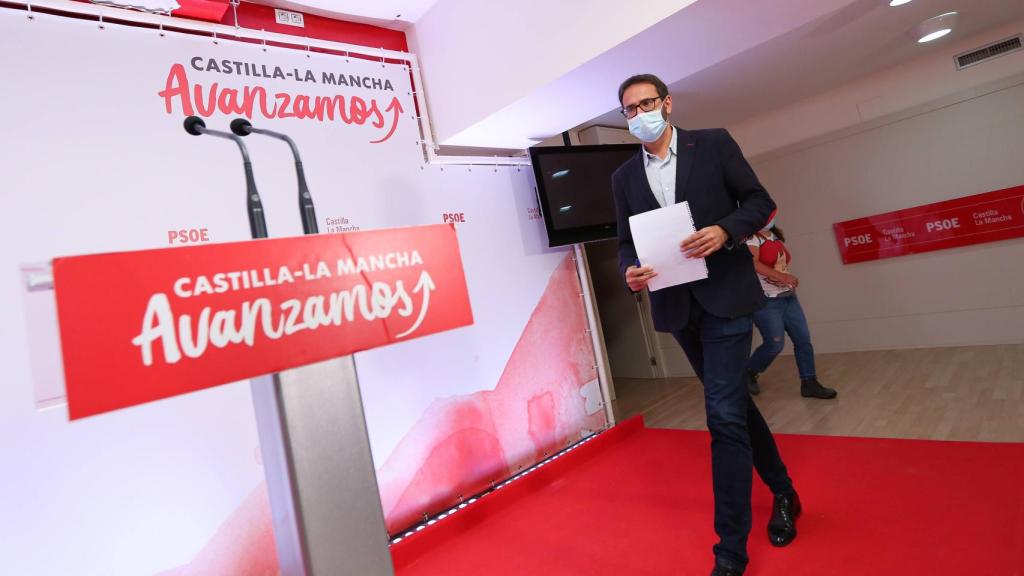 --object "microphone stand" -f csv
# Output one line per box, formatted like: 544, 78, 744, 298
197, 123, 393, 574
183, 116, 269, 239
230, 118, 318, 235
